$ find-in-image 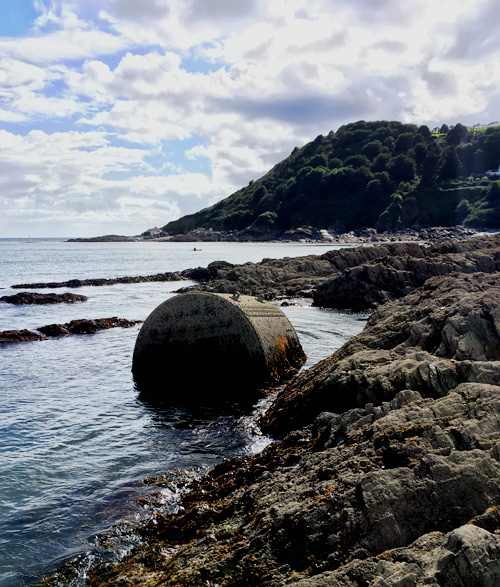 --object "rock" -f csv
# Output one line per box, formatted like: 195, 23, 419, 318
287, 521, 500, 586
64, 317, 141, 335
11, 272, 184, 289
261, 272, 500, 436
37, 324, 70, 337
180, 242, 426, 299
0, 292, 88, 304
0, 318, 141, 343
0, 329, 46, 343
313, 234, 500, 310
45, 237, 500, 587
80, 383, 500, 587
67, 234, 139, 242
